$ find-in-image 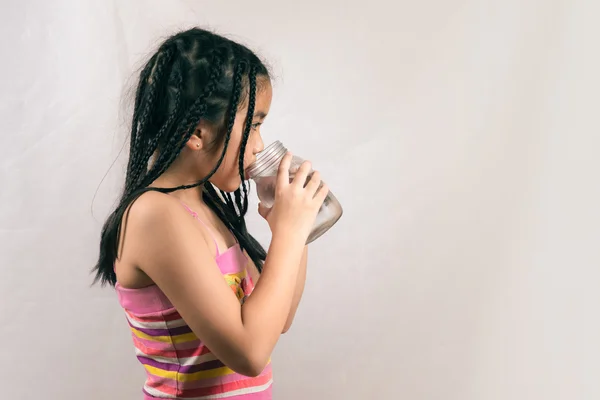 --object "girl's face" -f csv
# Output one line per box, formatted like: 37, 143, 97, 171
194, 79, 273, 193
